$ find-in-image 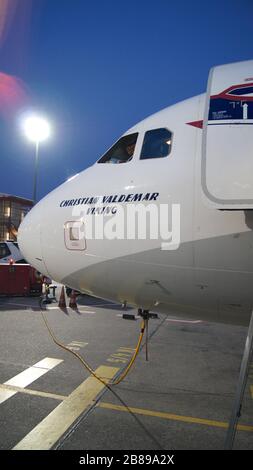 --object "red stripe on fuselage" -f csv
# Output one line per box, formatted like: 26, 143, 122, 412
187, 120, 203, 129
